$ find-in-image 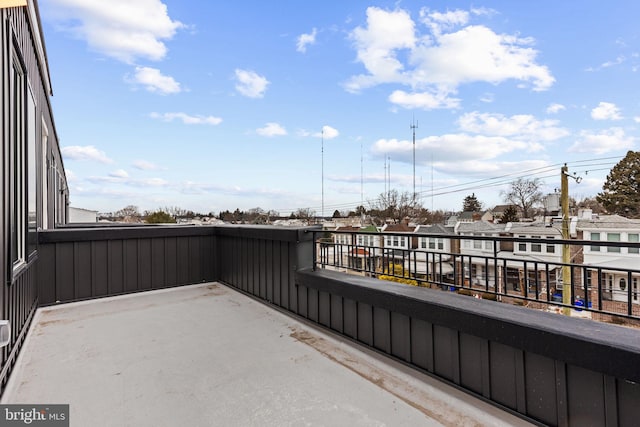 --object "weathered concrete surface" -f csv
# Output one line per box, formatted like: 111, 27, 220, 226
3, 283, 532, 426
